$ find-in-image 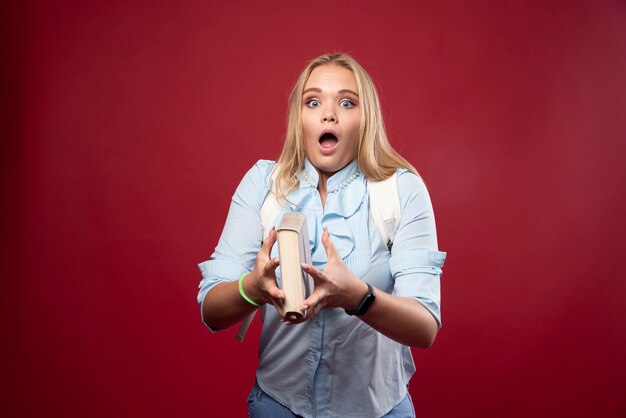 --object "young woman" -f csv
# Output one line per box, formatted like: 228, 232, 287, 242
197, 53, 446, 418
